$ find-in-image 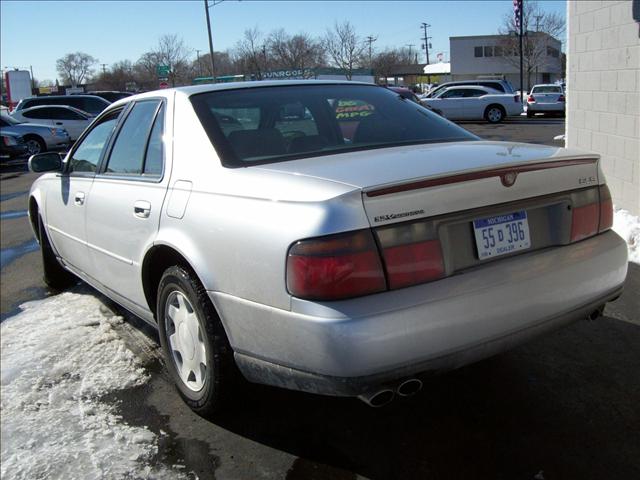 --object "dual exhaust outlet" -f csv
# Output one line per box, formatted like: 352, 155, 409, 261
358, 378, 423, 408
